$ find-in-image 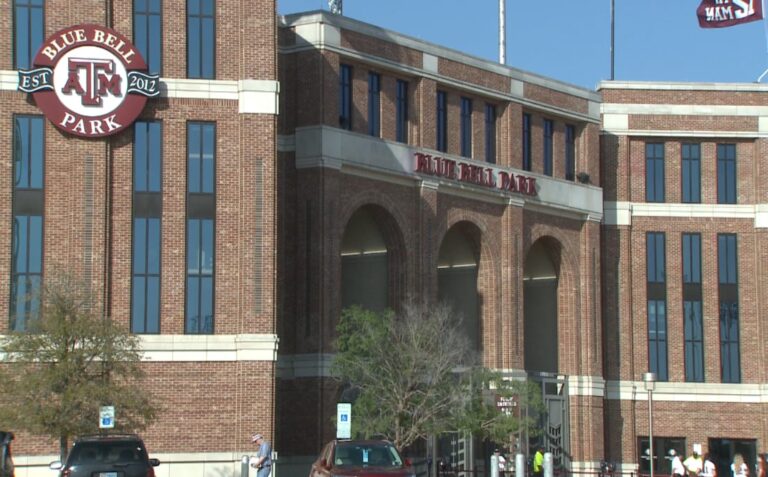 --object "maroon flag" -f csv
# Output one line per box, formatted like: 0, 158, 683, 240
698, 0, 763, 28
